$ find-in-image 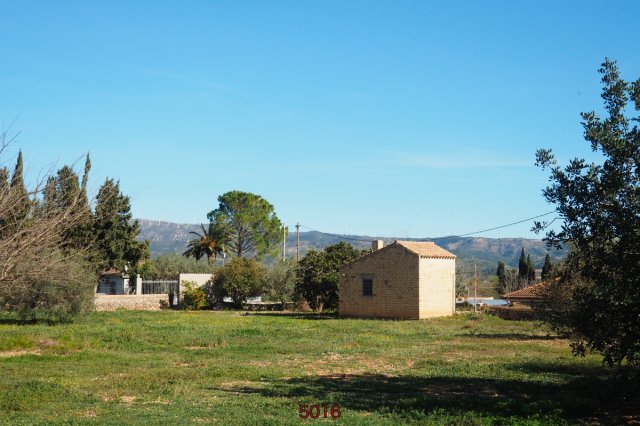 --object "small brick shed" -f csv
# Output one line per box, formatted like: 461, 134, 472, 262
339, 240, 456, 319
